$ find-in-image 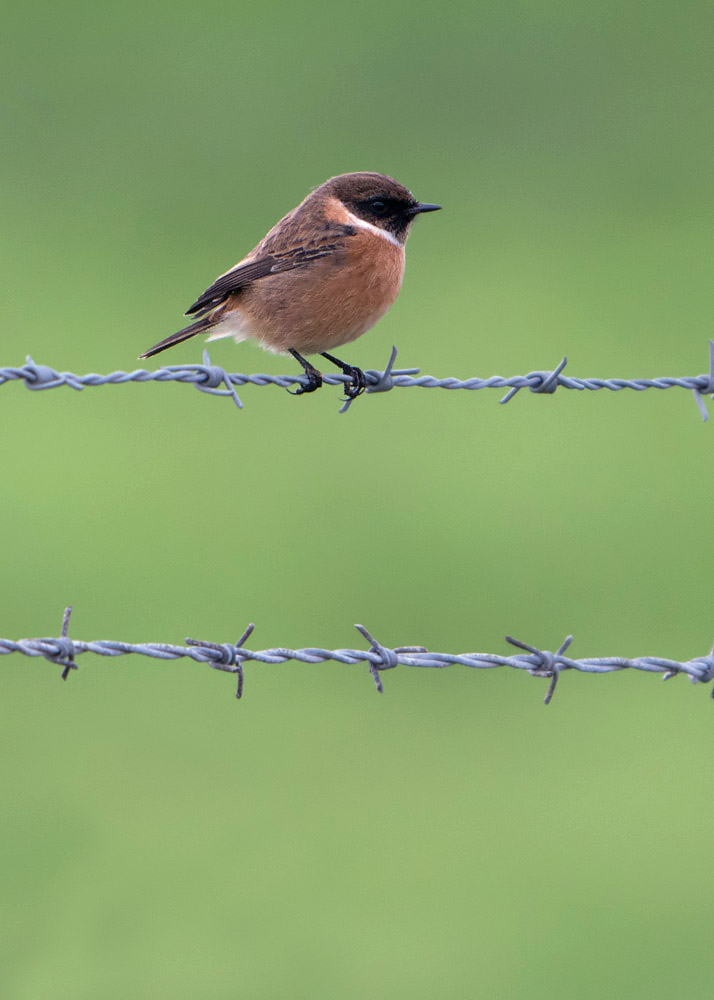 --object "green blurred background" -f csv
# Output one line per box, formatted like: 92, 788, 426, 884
2, 1, 713, 996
